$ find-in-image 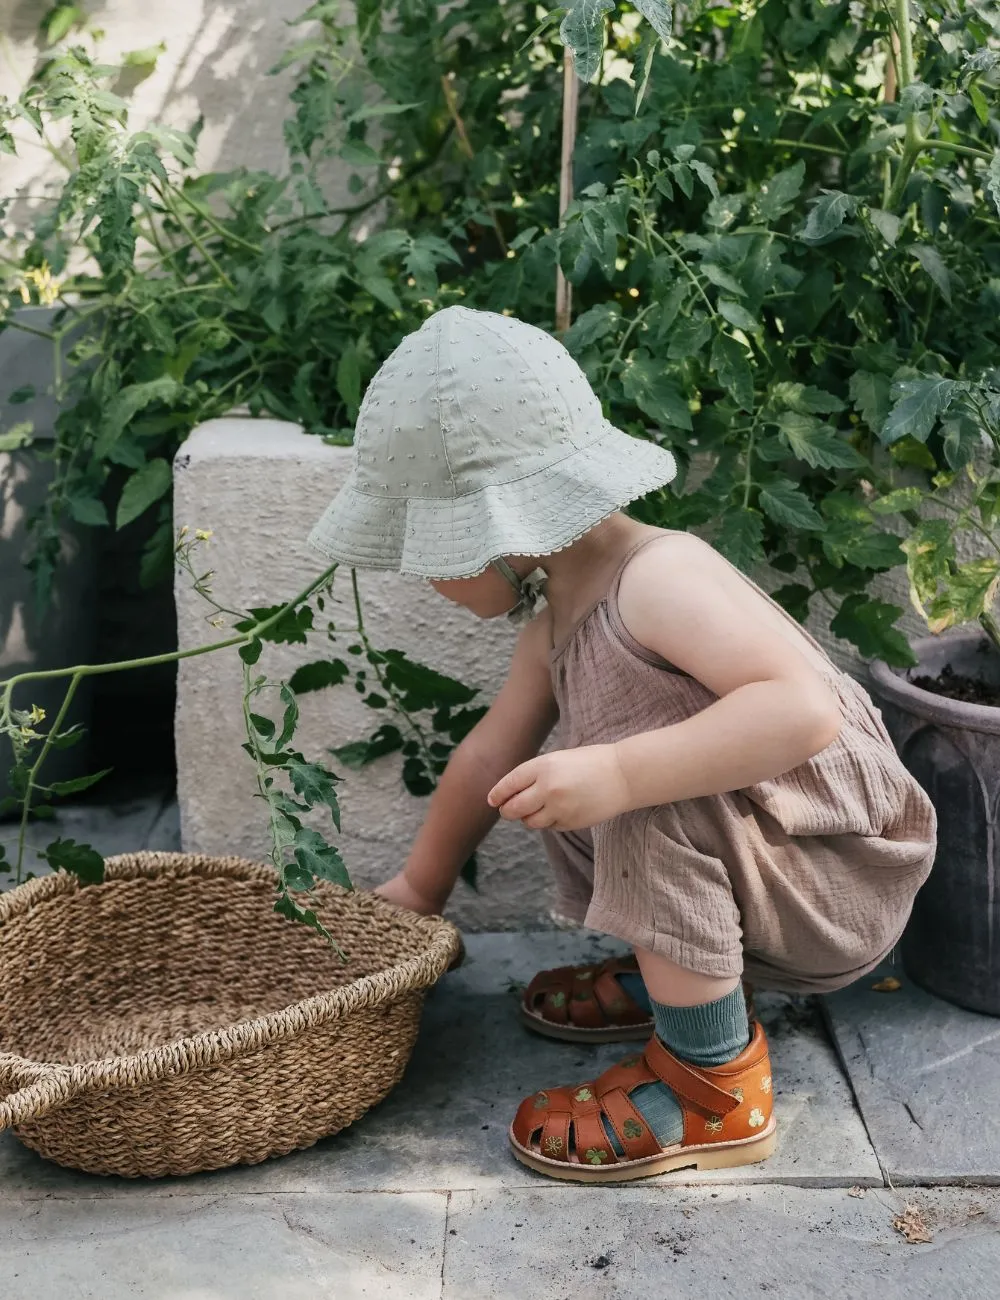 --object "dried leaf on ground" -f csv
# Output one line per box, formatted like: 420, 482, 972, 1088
847, 1186, 867, 1198
893, 1204, 933, 1244
872, 976, 903, 992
